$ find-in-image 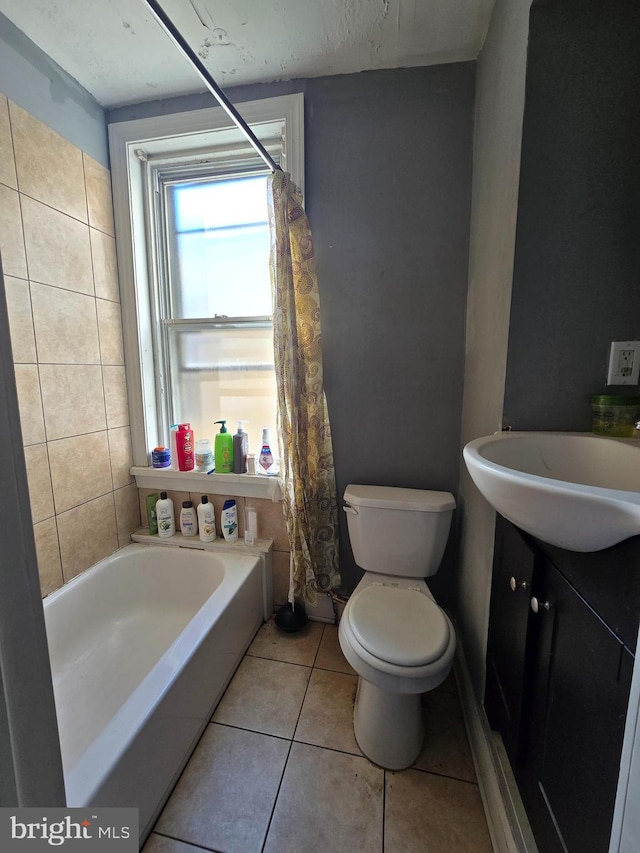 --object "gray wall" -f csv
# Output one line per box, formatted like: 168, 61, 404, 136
504, 0, 640, 431
0, 12, 108, 166
111, 65, 476, 598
